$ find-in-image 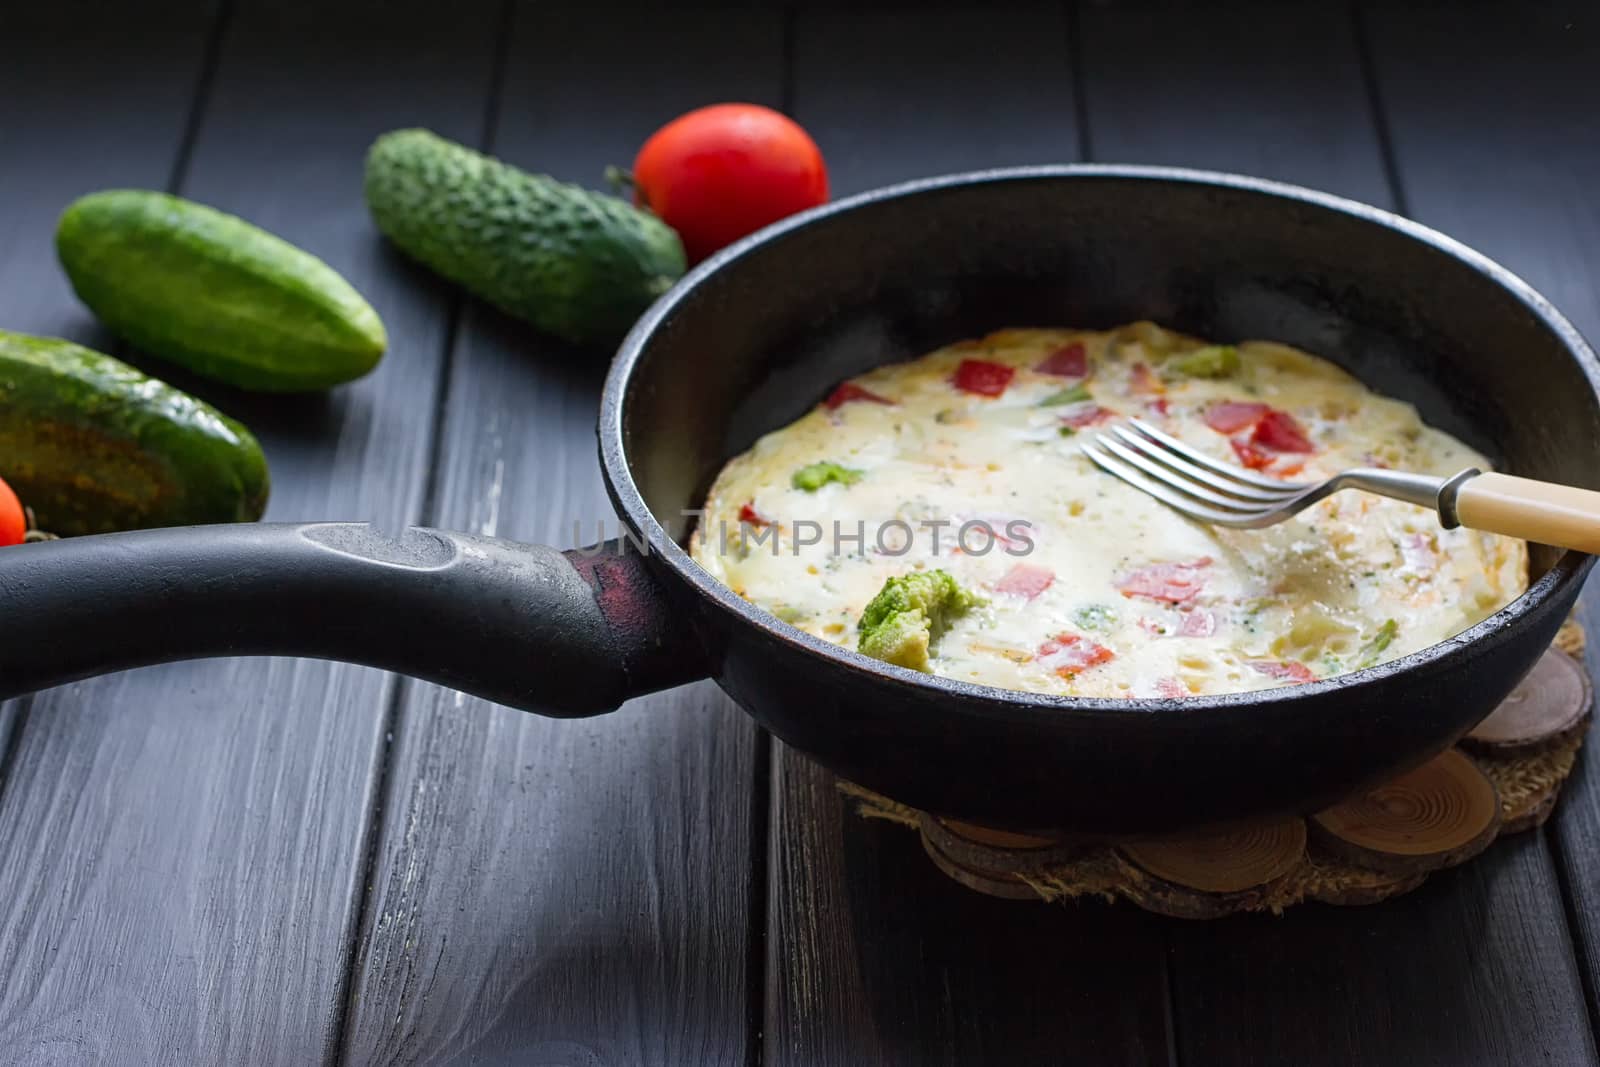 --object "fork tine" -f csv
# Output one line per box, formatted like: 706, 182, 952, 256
1094, 434, 1272, 511
1123, 418, 1311, 492
1081, 438, 1278, 528
1107, 424, 1301, 504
